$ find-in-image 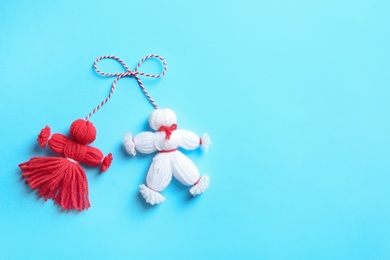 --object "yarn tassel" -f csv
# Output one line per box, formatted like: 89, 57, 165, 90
101, 153, 113, 172
19, 157, 90, 211
38, 126, 51, 148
